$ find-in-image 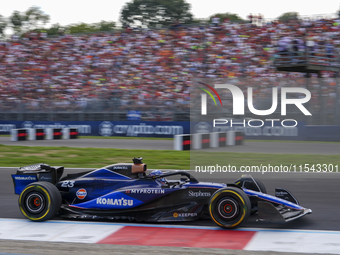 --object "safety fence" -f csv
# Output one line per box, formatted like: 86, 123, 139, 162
174, 131, 244, 151
2, 120, 340, 141
11, 128, 78, 141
